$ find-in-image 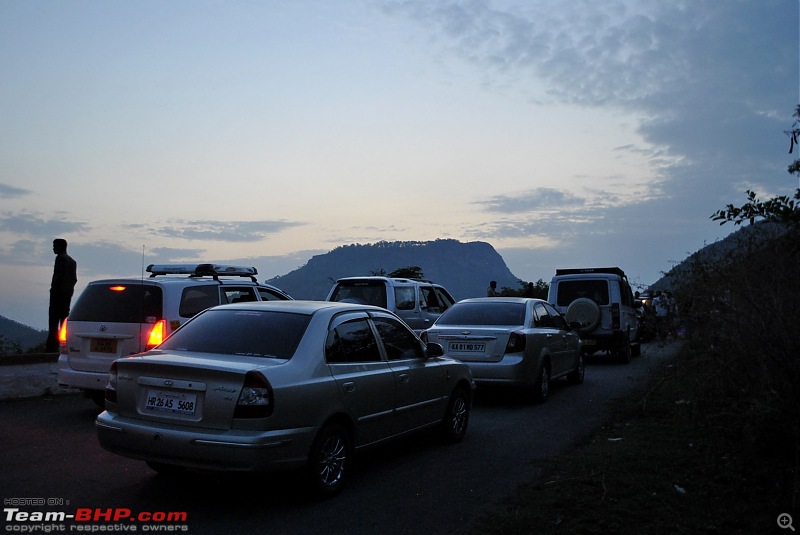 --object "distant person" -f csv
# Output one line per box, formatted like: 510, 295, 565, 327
46, 238, 77, 352
652, 291, 669, 339
487, 280, 498, 297
524, 282, 535, 298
